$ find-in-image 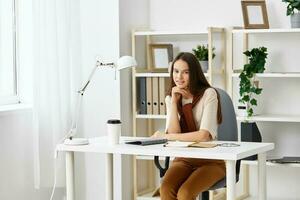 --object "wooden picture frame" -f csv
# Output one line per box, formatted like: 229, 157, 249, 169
241, 0, 269, 29
149, 44, 173, 72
